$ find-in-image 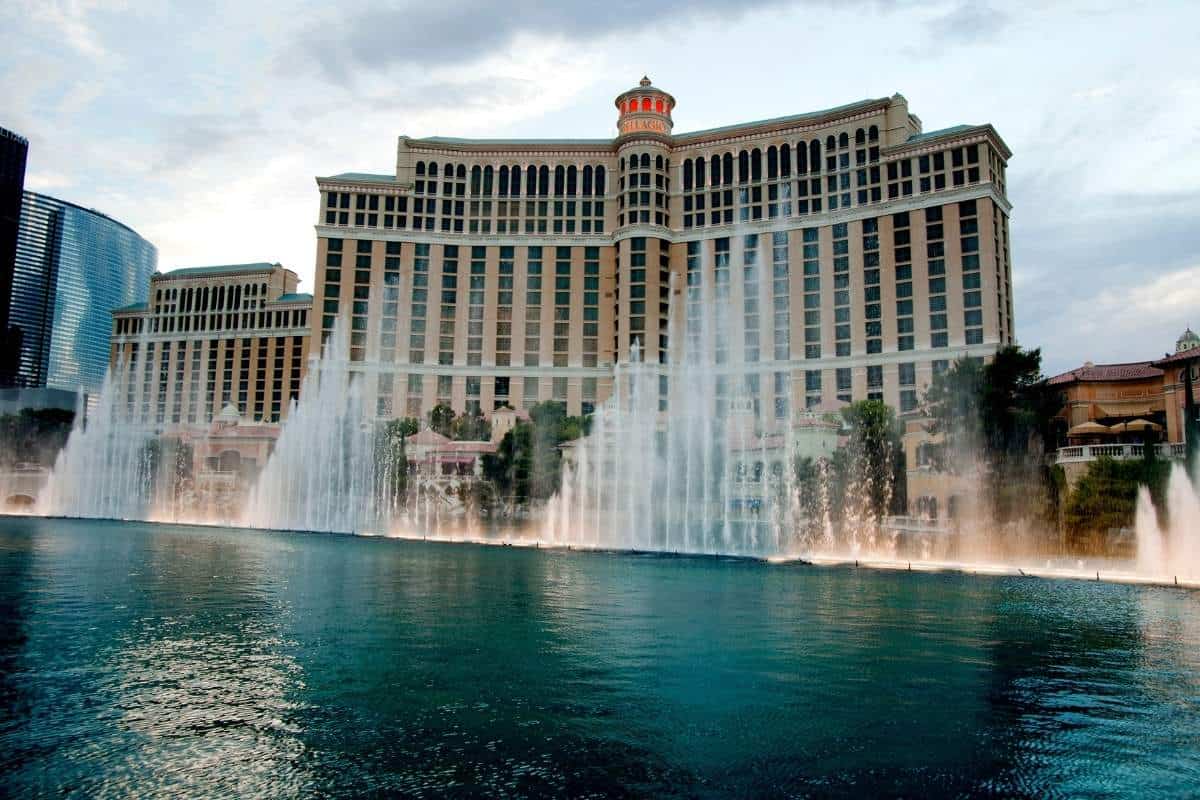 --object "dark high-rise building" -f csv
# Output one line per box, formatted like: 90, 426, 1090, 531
10, 192, 157, 397
0, 126, 29, 385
